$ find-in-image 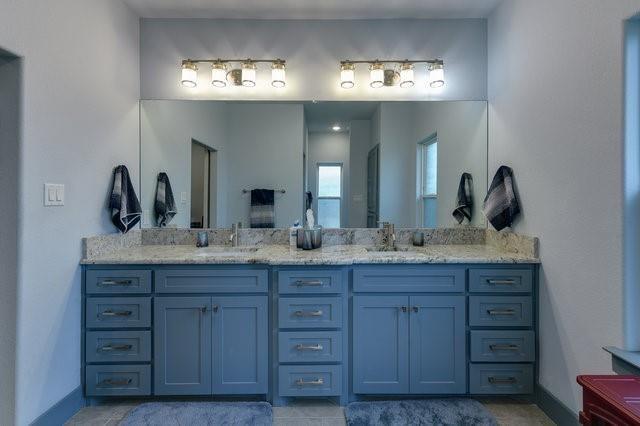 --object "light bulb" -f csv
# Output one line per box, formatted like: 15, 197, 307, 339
242, 62, 256, 87
340, 63, 355, 89
271, 61, 286, 88
399, 63, 414, 88
211, 62, 227, 88
428, 62, 445, 88
181, 61, 198, 88
369, 63, 384, 88
332, 124, 341, 131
